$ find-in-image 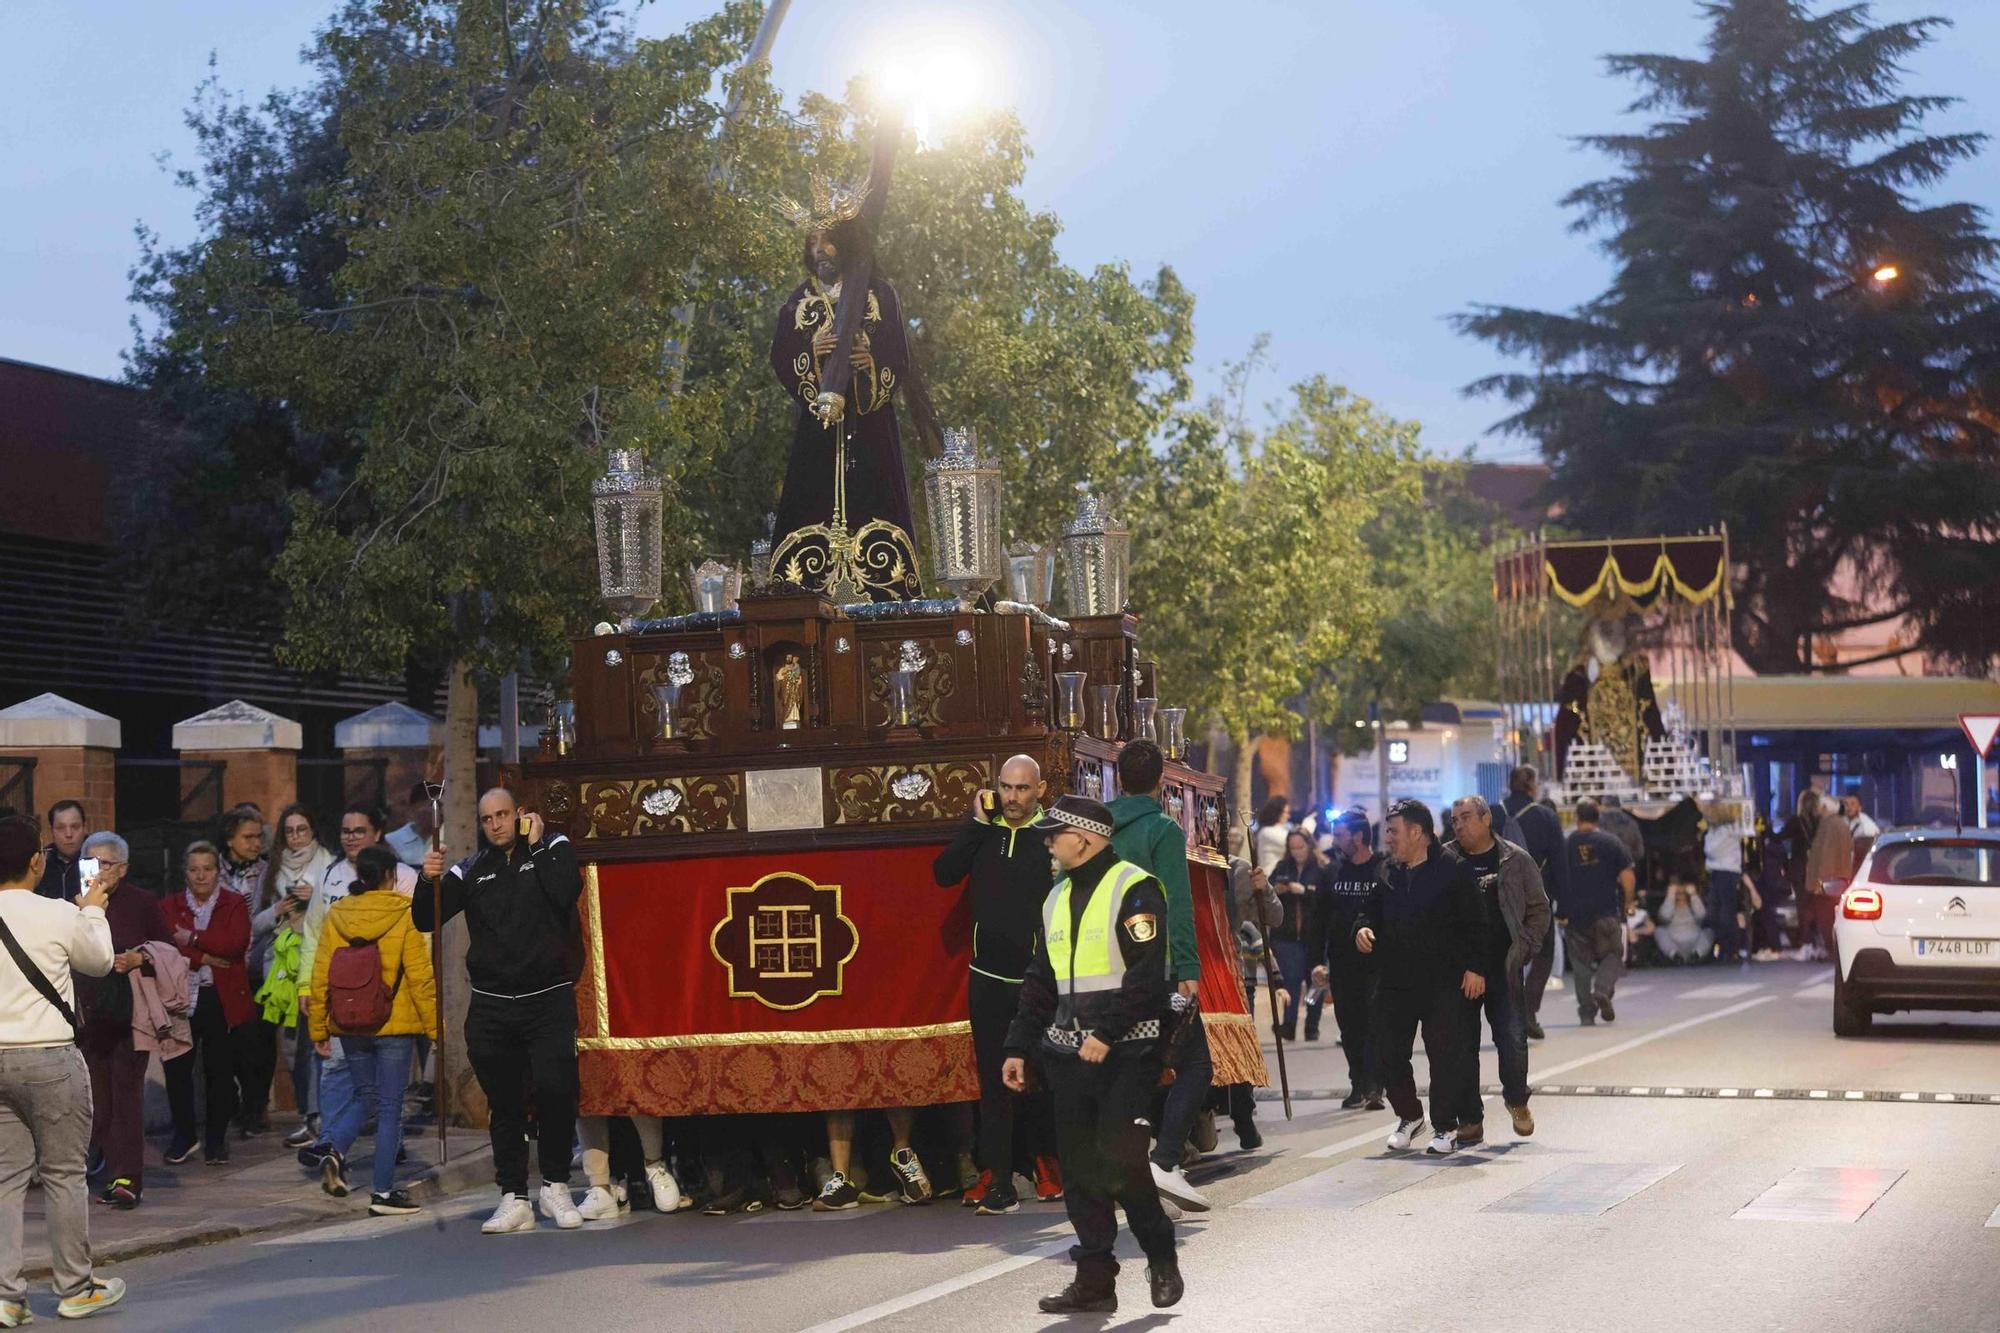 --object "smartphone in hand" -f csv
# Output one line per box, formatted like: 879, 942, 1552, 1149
78, 857, 101, 886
